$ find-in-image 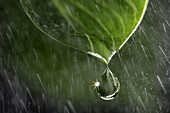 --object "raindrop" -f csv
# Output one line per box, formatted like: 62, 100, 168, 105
94, 67, 120, 100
